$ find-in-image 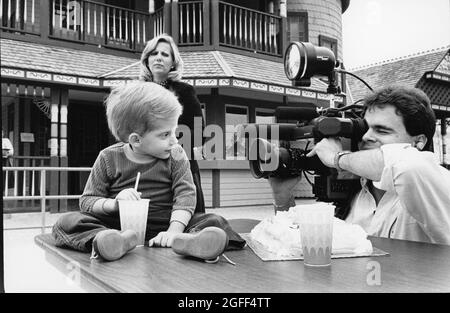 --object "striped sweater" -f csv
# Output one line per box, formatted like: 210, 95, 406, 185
80, 142, 196, 226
